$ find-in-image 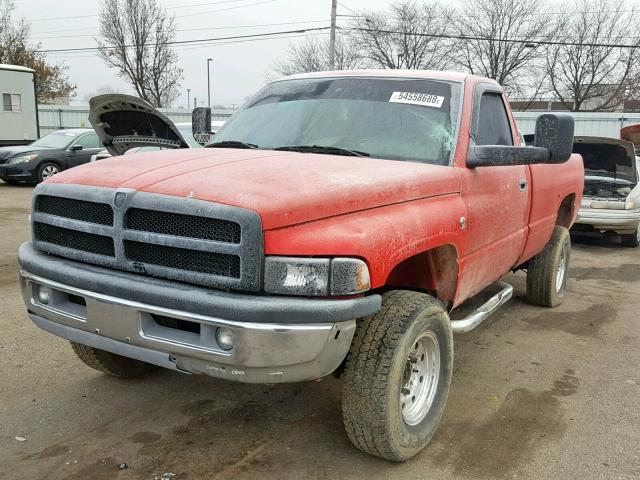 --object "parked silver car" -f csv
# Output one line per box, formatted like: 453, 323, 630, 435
573, 136, 640, 247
